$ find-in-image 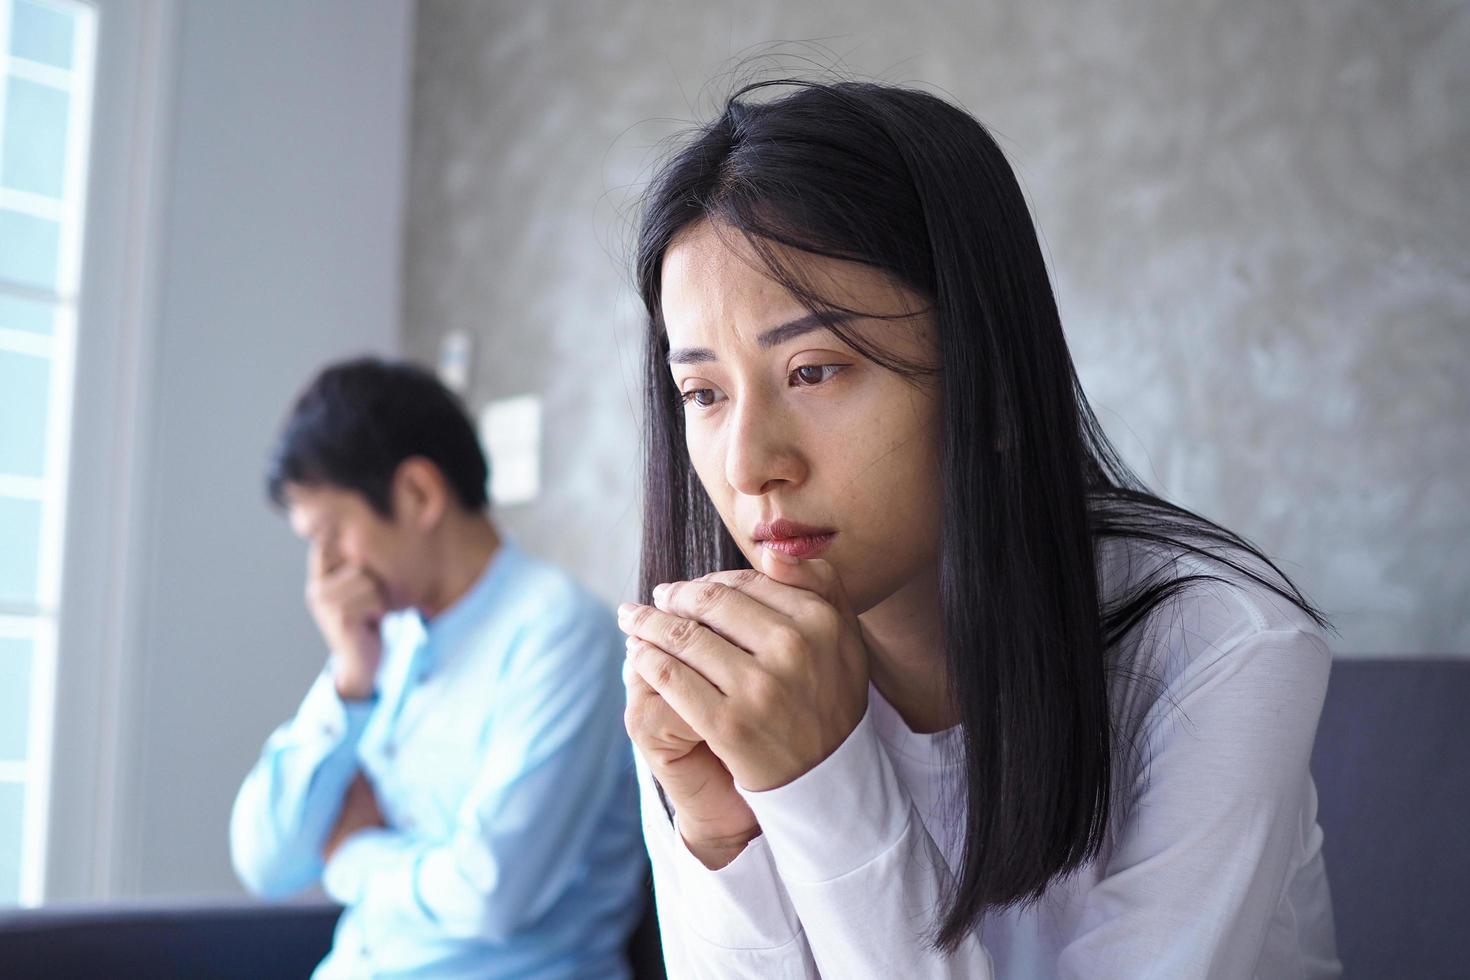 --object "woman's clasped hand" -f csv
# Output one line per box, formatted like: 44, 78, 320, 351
619, 548, 870, 865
